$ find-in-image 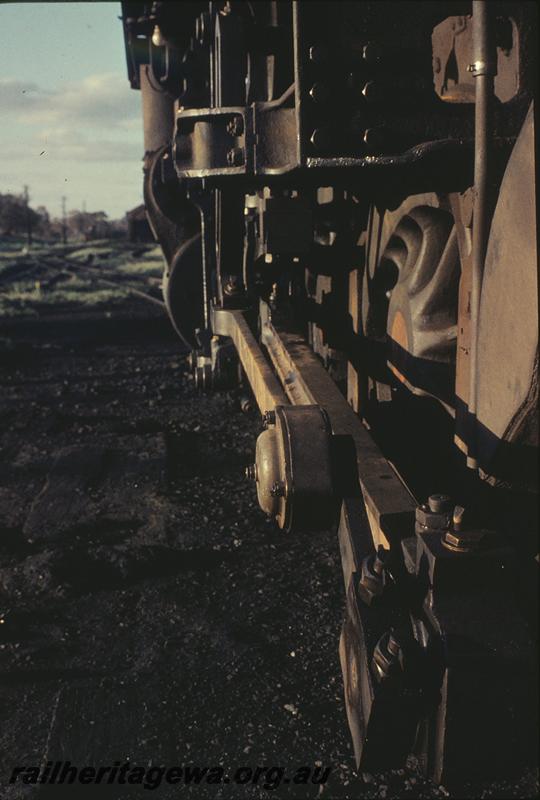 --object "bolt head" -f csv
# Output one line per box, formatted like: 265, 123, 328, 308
226, 115, 244, 137
223, 275, 243, 296
262, 409, 276, 428
269, 481, 285, 498
226, 147, 244, 167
